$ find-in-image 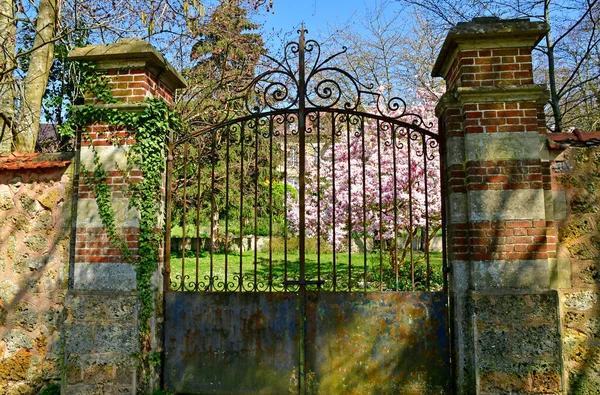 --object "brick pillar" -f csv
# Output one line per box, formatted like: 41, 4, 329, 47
63, 39, 185, 394
433, 18, 565, 393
